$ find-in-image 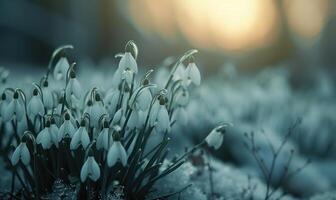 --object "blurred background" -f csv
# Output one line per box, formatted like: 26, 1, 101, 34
0, 0, 335, 77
